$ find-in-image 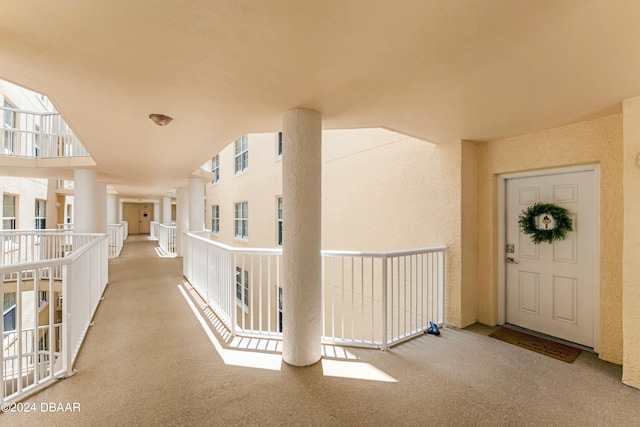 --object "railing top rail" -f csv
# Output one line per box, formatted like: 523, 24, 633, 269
107, 223, 124, 229
187, 231, 282, 255
0, 229, 86, 235
0, 105, 58, 116
186, 232, 445, 258
322, 246, 447, 258
158, 224, 177, 229
0, 233, 107, 275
